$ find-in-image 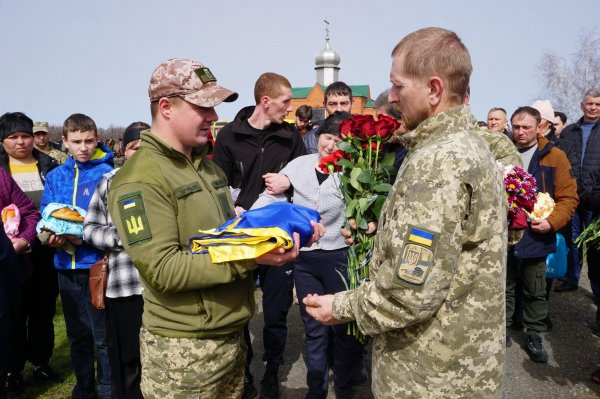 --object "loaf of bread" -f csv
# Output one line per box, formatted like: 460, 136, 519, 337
50, 207, 85, 223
